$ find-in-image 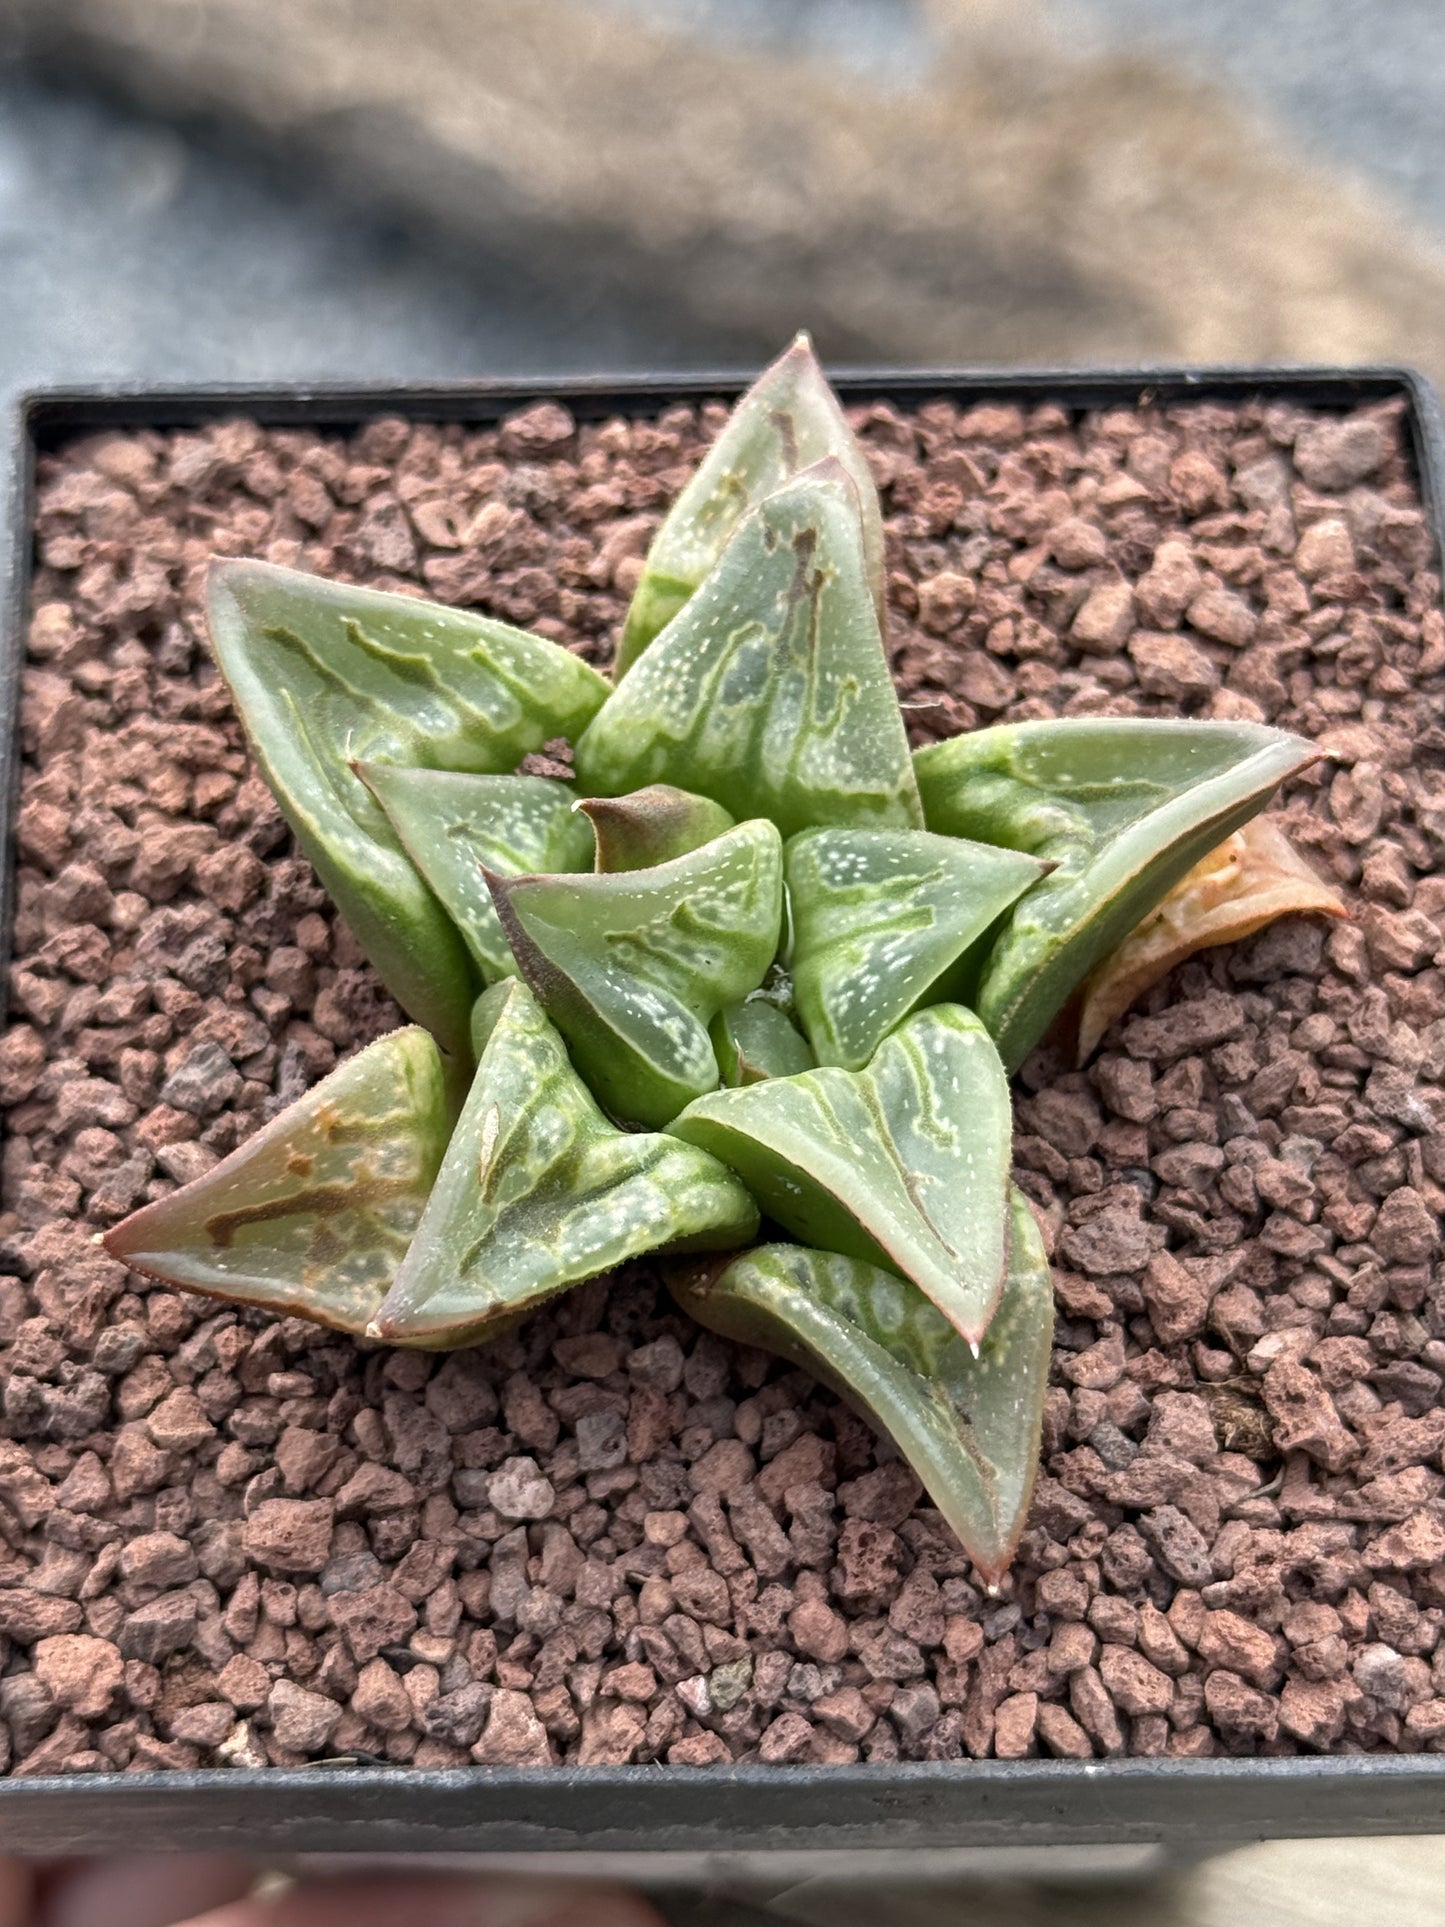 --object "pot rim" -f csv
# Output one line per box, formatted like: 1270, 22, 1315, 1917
4, 363, 1444, 1853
